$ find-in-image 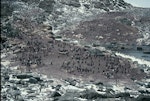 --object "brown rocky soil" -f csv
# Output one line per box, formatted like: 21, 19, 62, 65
59, 12, 139, 46
6, 29, 146, 82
